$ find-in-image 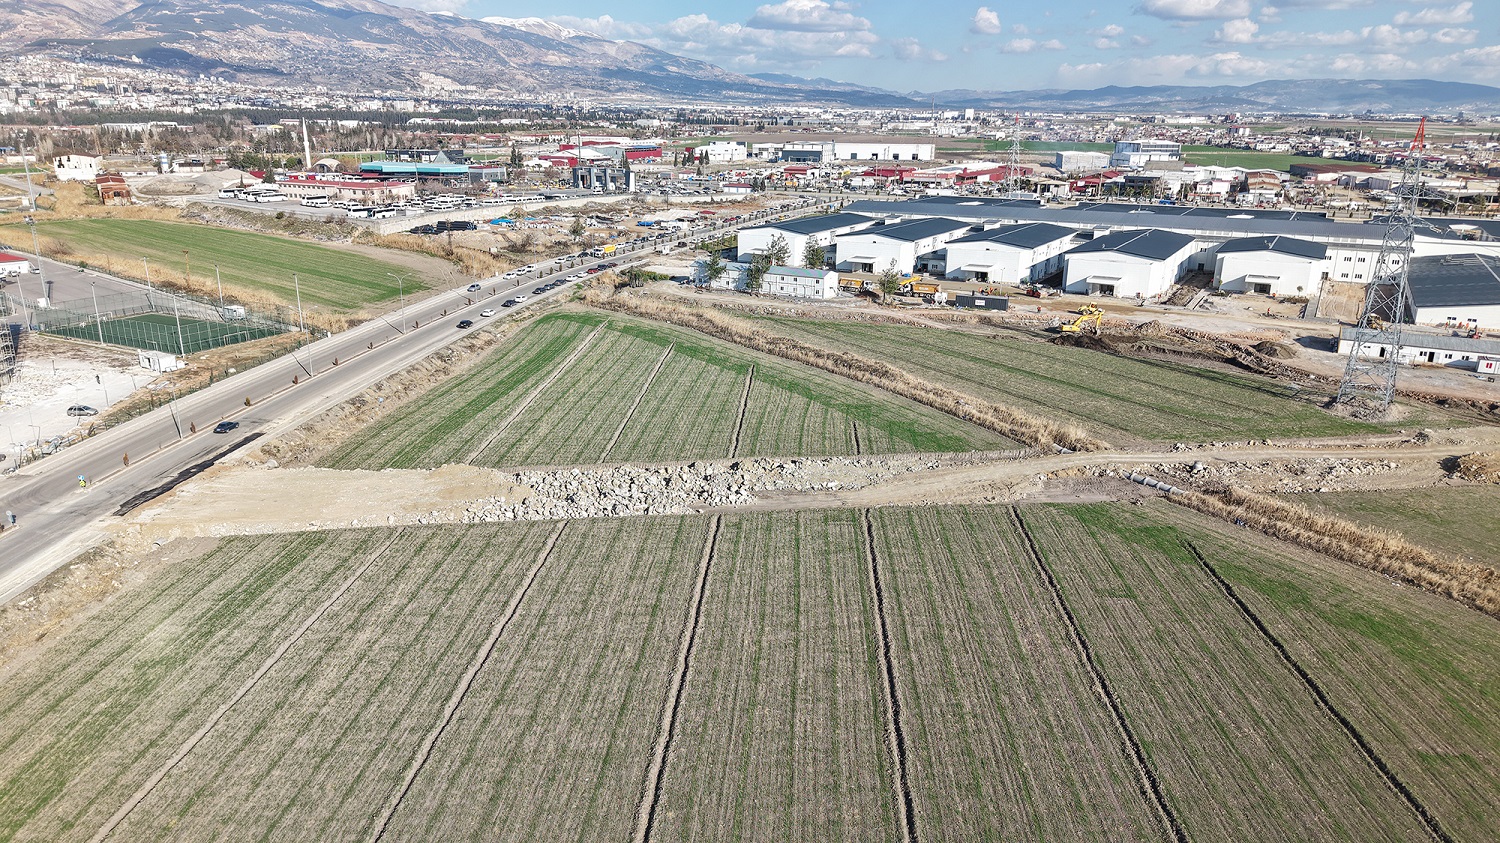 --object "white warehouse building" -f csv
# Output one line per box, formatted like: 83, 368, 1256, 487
1403, 253, 1500, 329
694, 141, 748, 164
944, 222, 1078, 284
1110, 140, 1183, 170
736, 212, 875, 266
1213, 235, 1329, 297
834, 217, 973, 275
1063, 228, 1198, 298
780, 141, 936, 163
